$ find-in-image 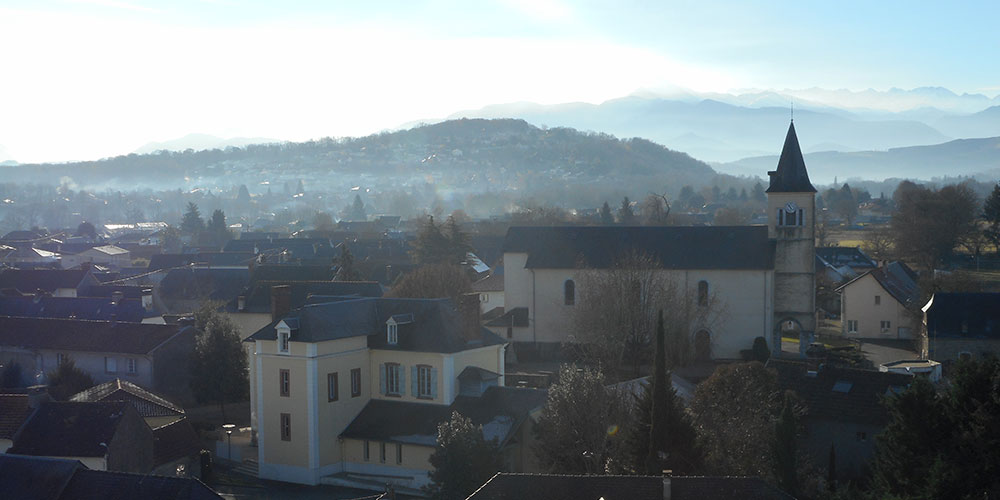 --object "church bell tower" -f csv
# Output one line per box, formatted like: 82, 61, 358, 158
766, 121, 816, 356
